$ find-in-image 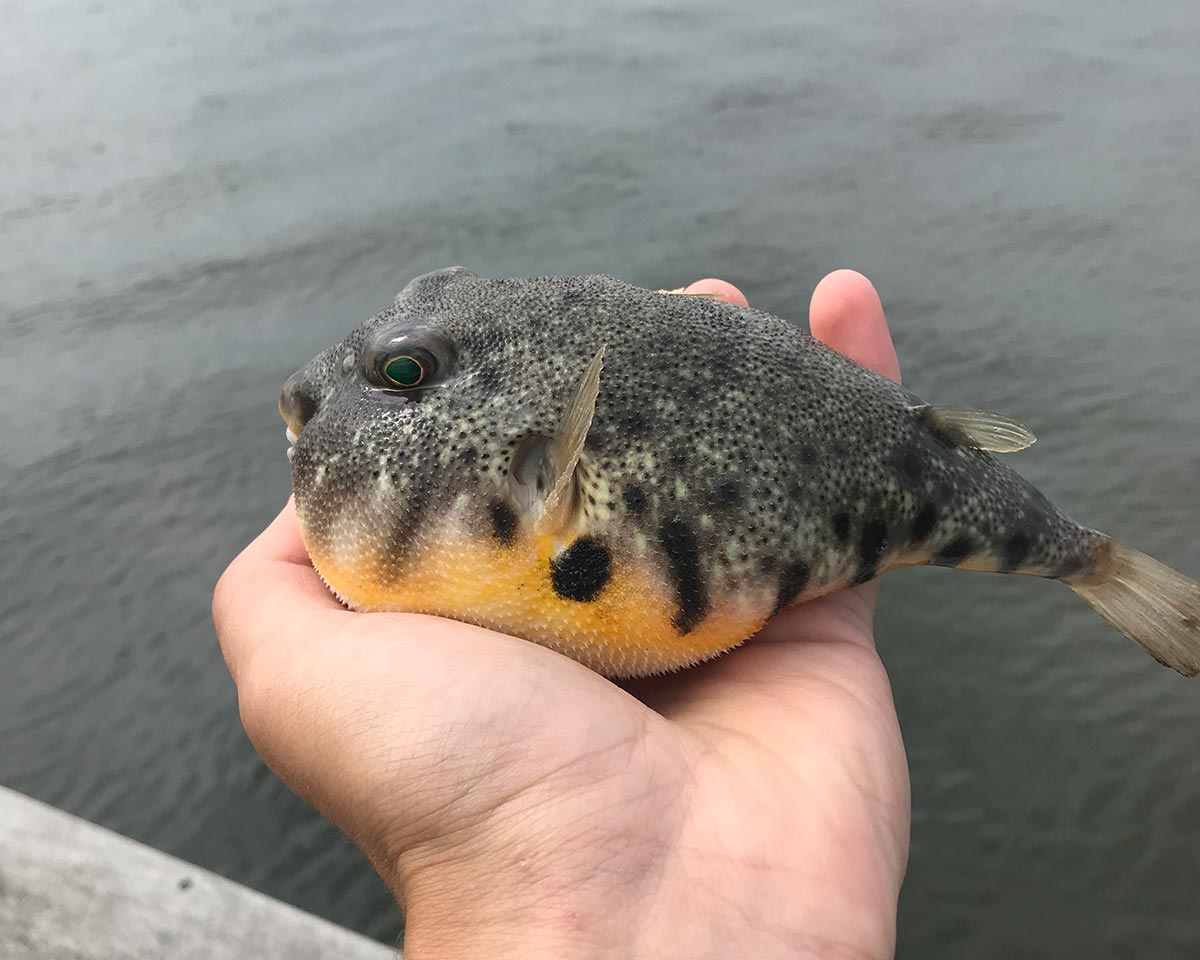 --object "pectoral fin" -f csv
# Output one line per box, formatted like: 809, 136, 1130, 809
533, 346, 606, 537
919, 405, 1037, 453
